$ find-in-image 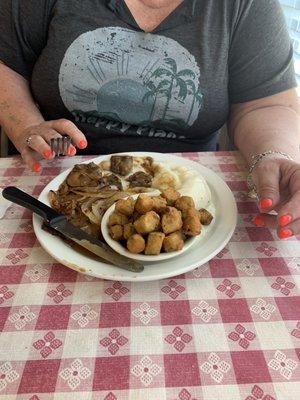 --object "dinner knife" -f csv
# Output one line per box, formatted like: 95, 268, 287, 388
2, 186, 144, 273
